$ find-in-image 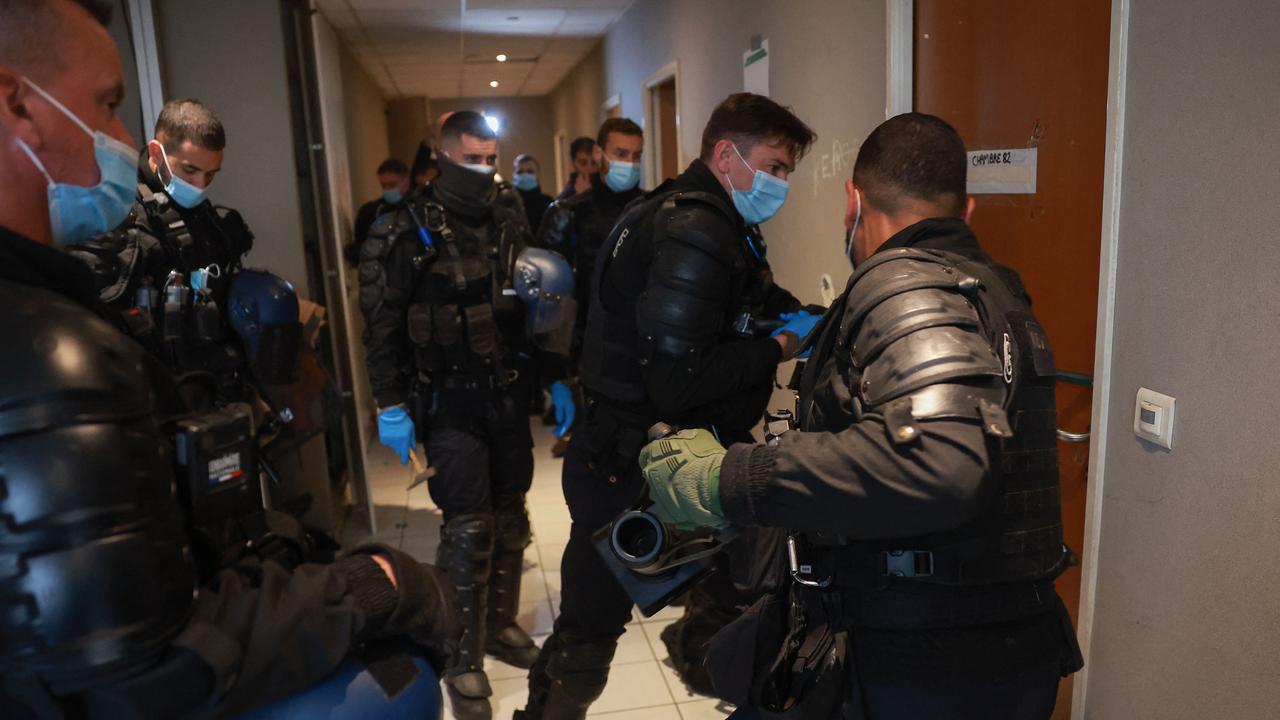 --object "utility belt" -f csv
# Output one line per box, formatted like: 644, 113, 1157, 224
420, 369, 516, 393
783, 536, 1071, 630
